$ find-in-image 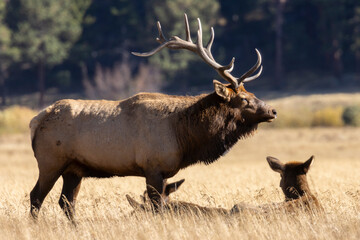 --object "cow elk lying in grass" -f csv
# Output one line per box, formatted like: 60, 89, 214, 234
127, 156, 321, 216
231, 155, 322, 214
126, 179, 229, 216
